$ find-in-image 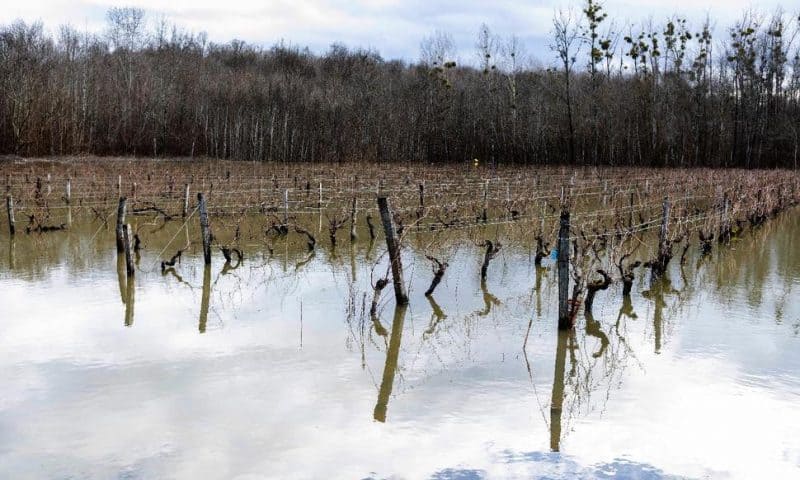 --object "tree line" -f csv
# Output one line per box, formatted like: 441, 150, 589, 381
0, 3, 798, 168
